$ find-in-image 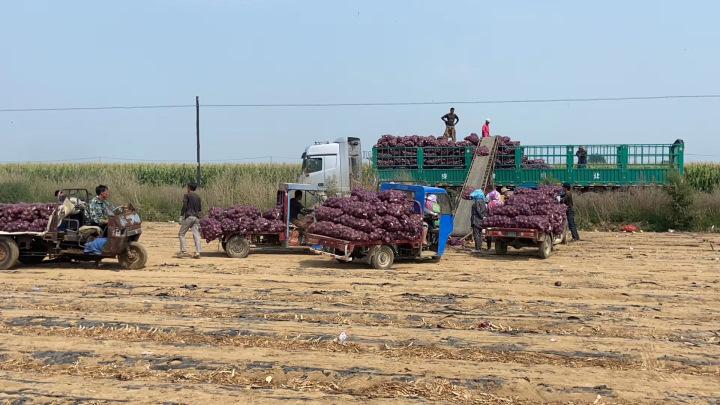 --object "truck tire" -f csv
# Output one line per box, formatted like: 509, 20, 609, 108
0, 237, 20, 270
18, 255, 46, 265
370, 245, 394, 270
225, 235, 250, 258
118, 242, 148, 270
538, 238, 552, 259
495, 240, 508, 255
